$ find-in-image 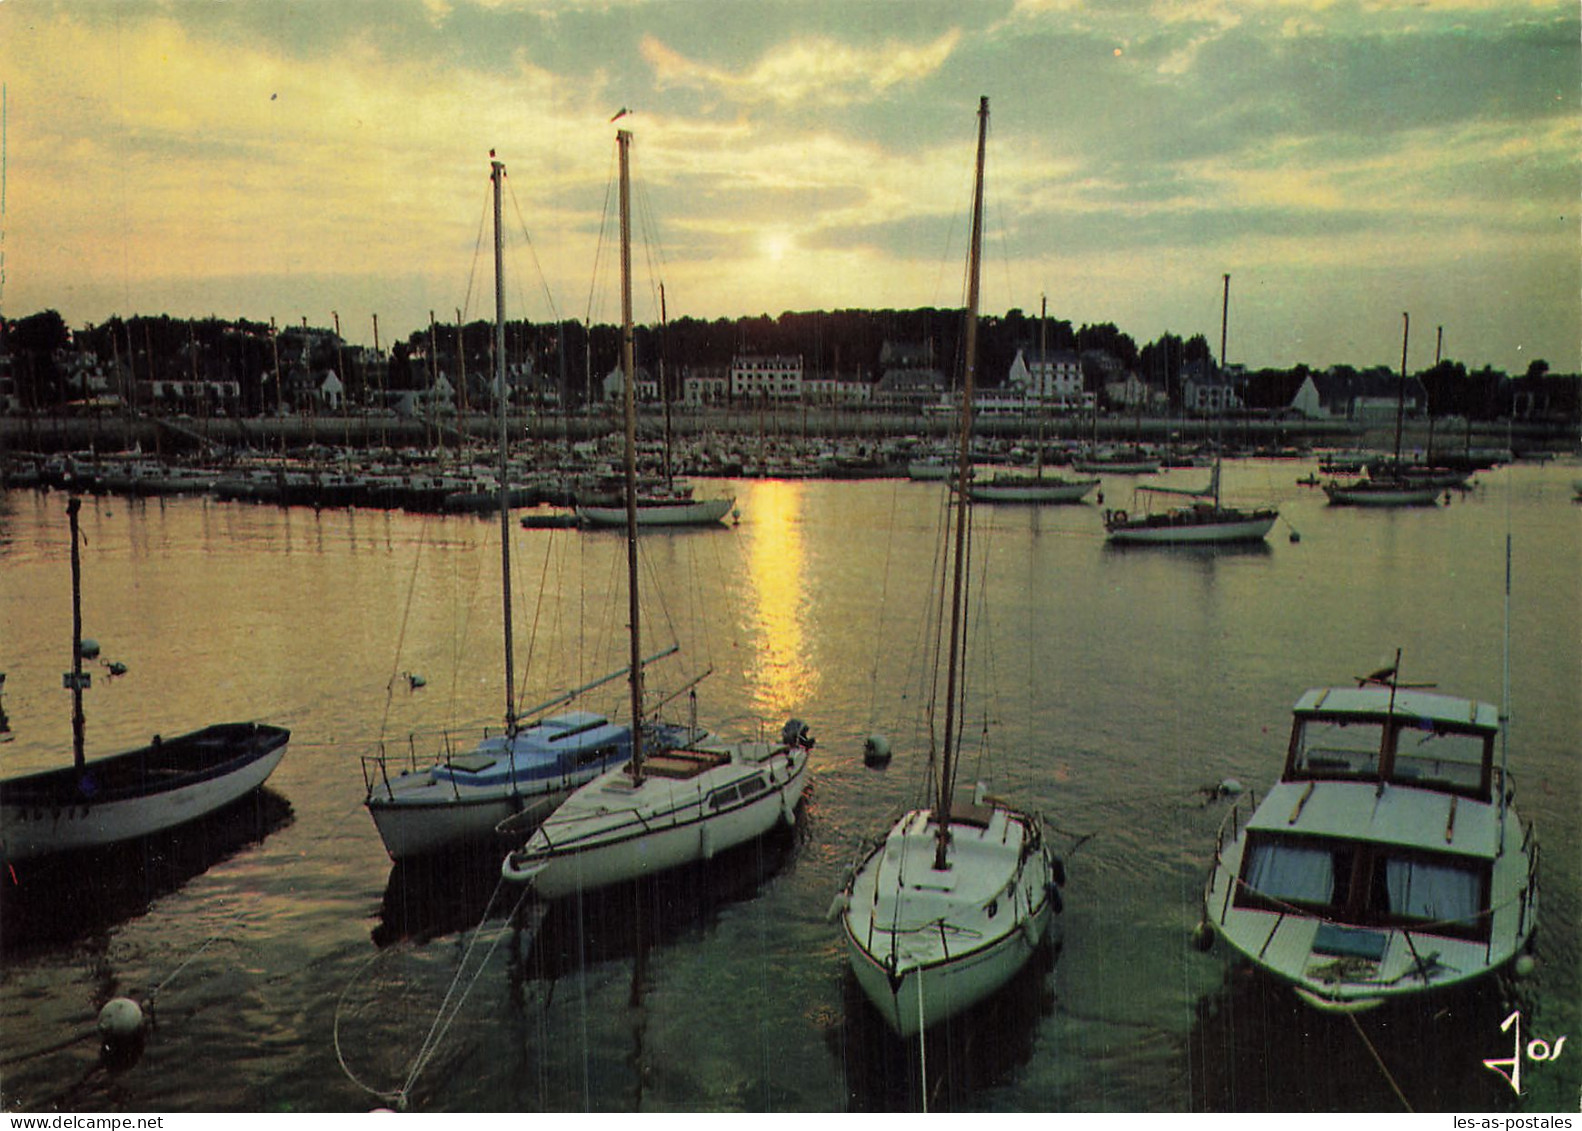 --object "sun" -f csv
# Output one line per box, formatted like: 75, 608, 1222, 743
762, 231, 793, 263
